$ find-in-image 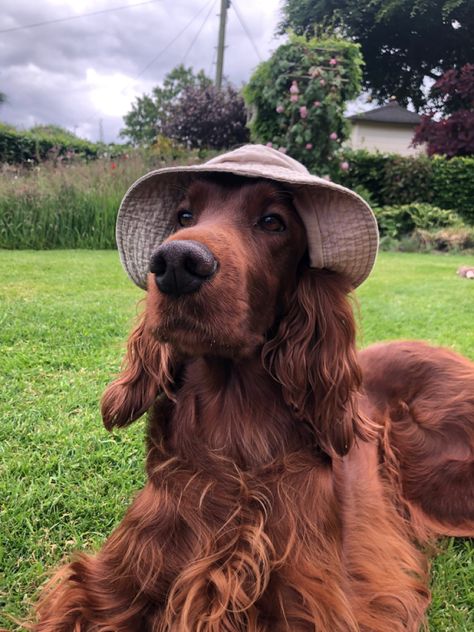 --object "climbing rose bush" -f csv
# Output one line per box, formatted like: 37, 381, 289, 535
243, 35, 363, 177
